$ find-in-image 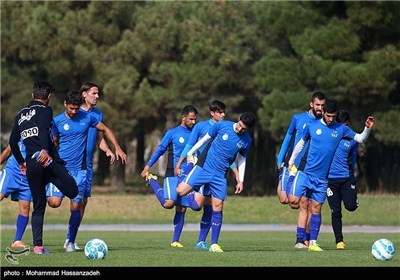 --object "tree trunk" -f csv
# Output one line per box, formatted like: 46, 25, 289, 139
110, 161, 126, 190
